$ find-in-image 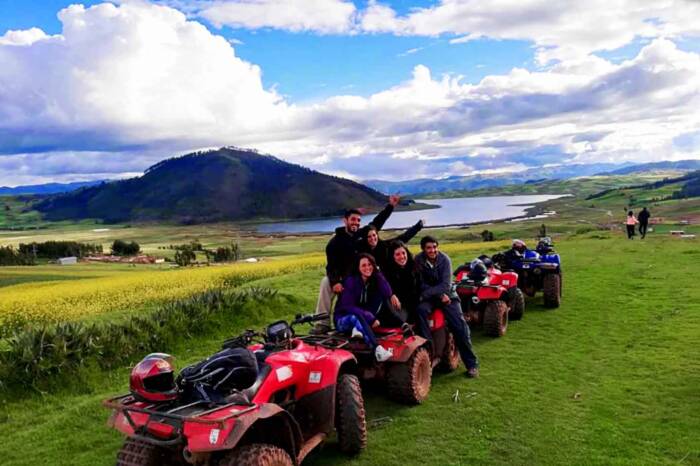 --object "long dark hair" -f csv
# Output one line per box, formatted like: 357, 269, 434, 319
354, 253, 380, 292
388, 241, 415, 270
355, 252, 378, 275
